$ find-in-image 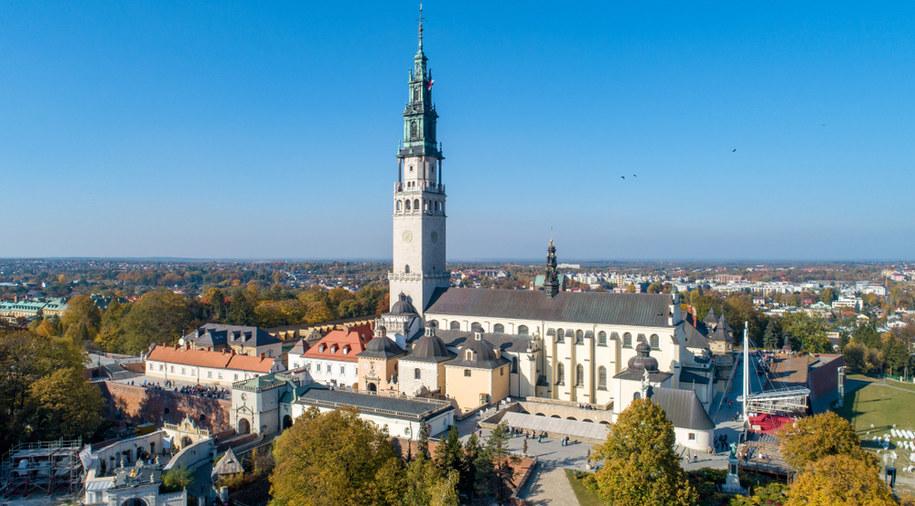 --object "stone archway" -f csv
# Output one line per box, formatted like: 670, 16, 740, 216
180, 436, 192, 449
121, 499, 148, 506
237, 418, 251, 434
282, 415, 293, 429
367, 383, 377, 393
